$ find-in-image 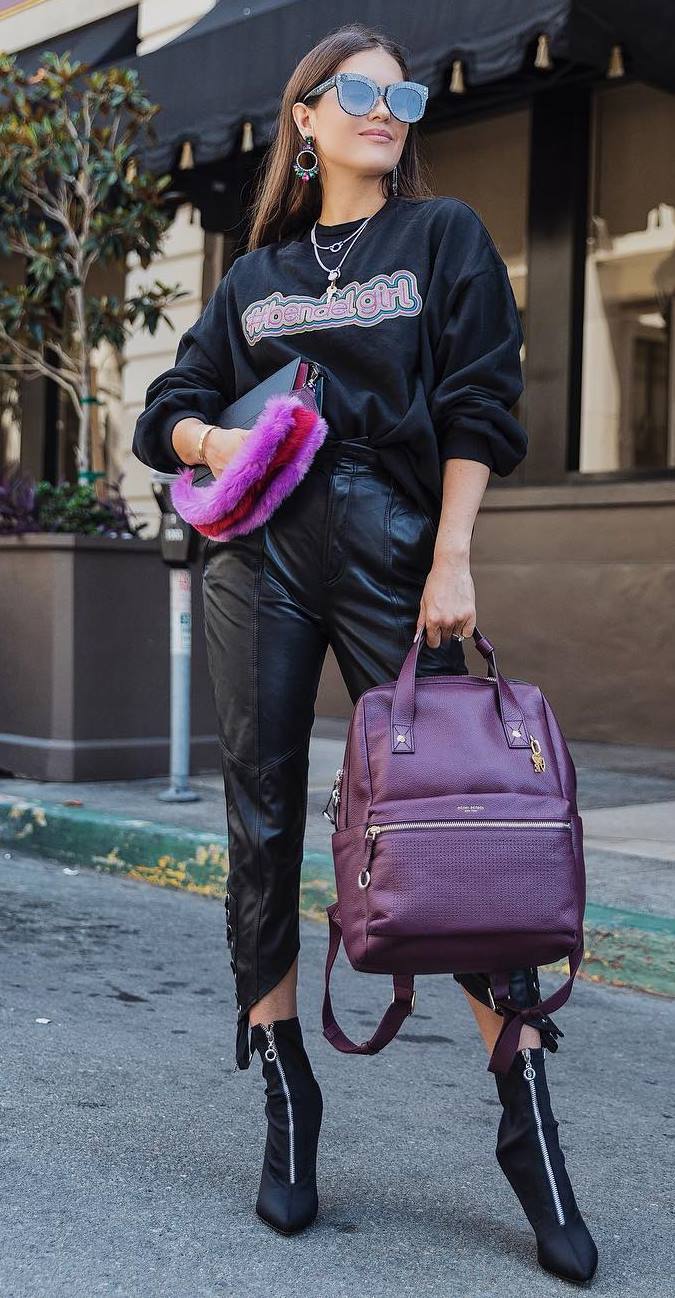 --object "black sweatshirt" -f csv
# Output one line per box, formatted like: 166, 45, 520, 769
132, 193, 527, 522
